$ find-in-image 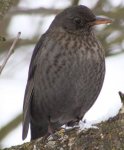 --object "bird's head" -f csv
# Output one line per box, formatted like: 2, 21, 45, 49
50, 5, 112, 34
